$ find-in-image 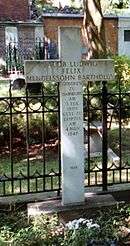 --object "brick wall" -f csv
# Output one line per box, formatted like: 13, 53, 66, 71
0, 0, 30, 21
44, 17, 83, 43
43, 17, 88, 57
43, 16, 118, 55
104, 18, 118, 55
